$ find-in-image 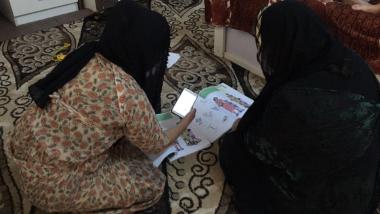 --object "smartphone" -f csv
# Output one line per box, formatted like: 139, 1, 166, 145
172, 88, 197, 118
